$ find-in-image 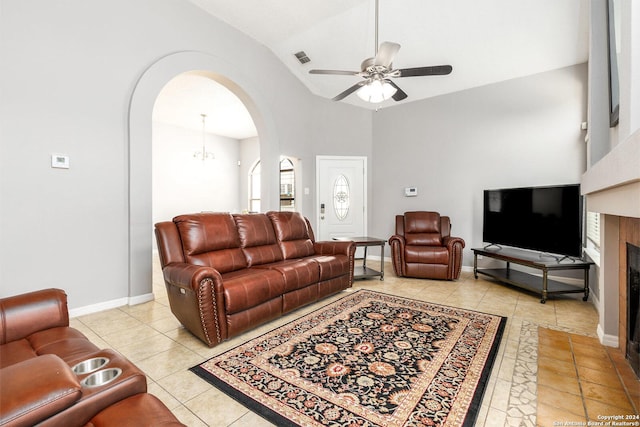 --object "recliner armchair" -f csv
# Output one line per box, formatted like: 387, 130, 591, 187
389, 211, 465, 280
